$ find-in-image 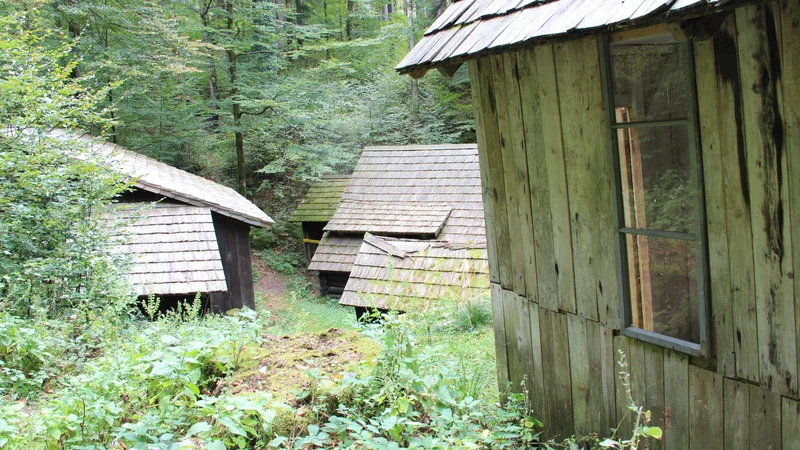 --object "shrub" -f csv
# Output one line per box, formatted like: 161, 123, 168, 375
453, 298, 493, 331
